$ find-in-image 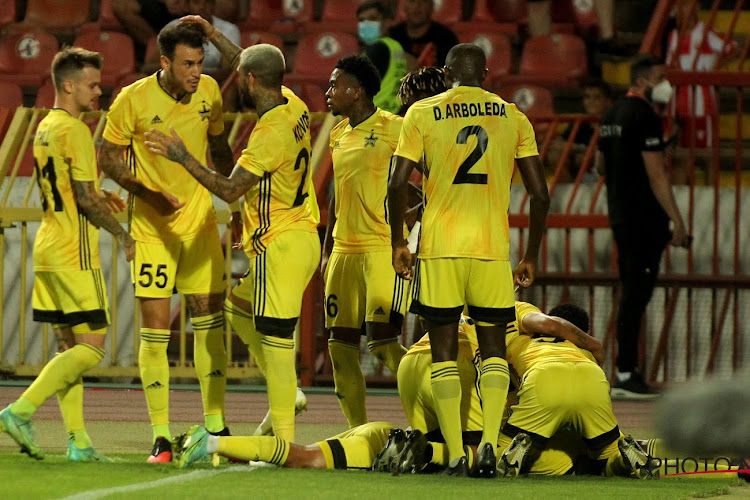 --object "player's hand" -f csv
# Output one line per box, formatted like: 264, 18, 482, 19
670, 222, 691, 248
141, 188, 185, 216
99, 189, 126, 213
145, 128, 192, 166
179, 15, 216, 37
230, 211, 243, 250
117, 232, 136, 262
514, 258, 536, 288
392, 241, 414, 281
